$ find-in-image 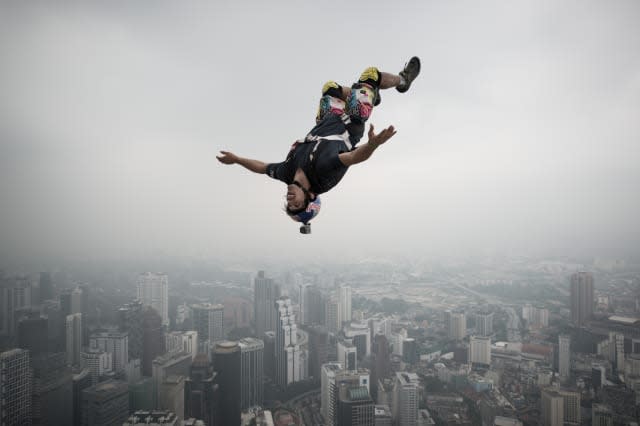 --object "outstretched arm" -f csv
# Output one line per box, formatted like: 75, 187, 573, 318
216, 151, 267, 174
338, 124, 397, 167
